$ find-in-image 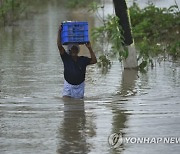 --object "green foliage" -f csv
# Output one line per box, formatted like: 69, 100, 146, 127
91, 15, 127, 63
97, 55, 111, 68
133, 4, 178, 41
88, 1, 102, 12
129, 3, 180, 62
168, 41, 180, 59
89, 1, 133, 67
90, 2, 180, 69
